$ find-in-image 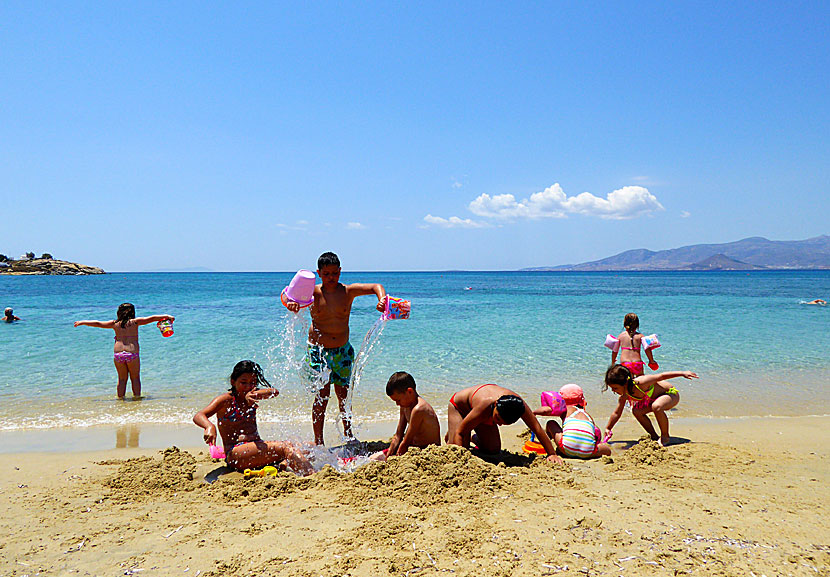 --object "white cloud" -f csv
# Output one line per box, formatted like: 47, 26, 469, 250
423, 215, 490, 229
346, 222, 365, 230
468, 184, 663, 220
680, 211, 691, 218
